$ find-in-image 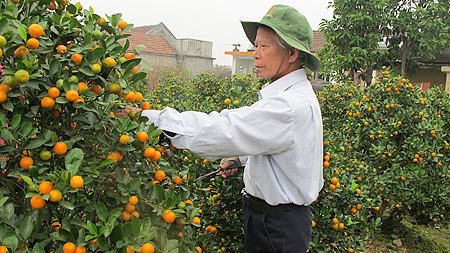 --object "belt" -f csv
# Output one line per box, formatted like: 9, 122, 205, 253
243, 192, 301, 214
